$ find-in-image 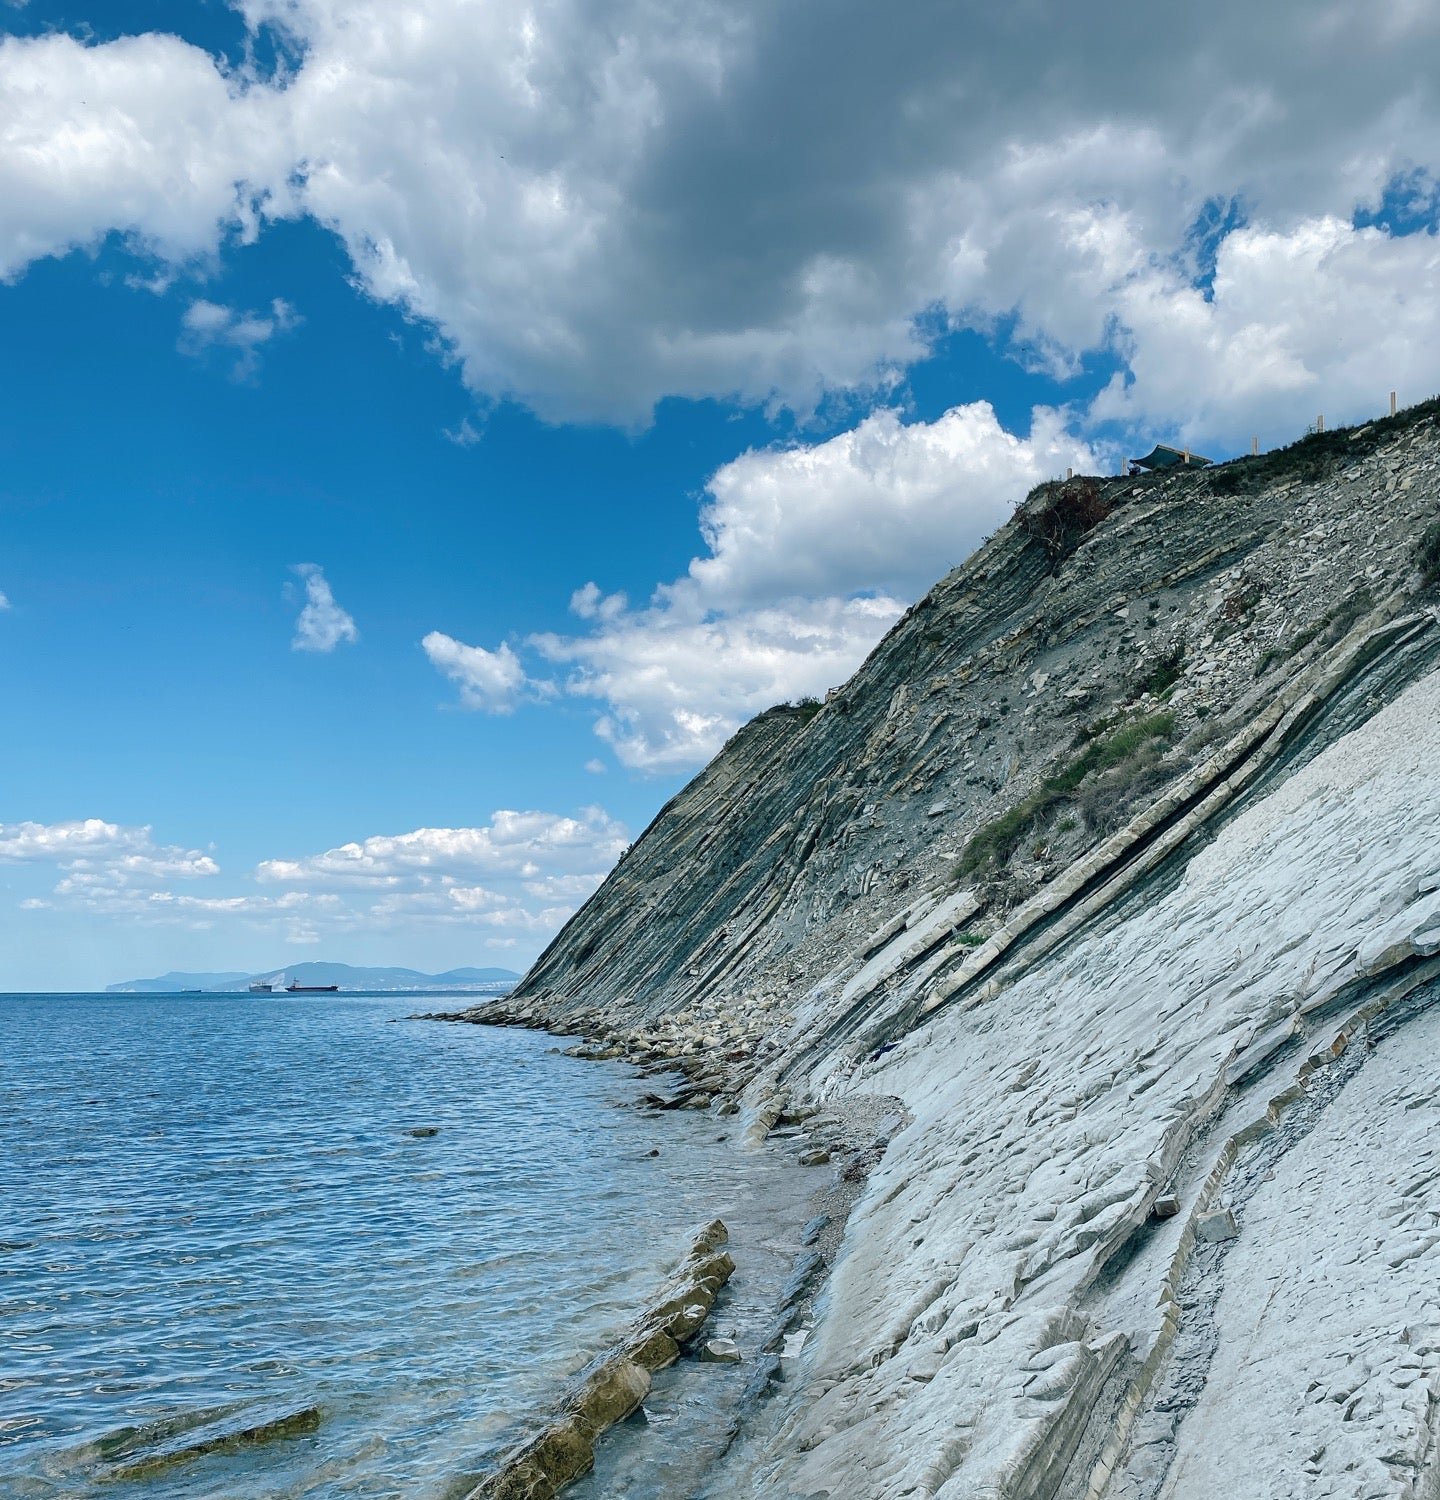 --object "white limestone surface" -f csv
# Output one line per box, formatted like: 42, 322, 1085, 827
767, 666, 1440, 1498
1158, 1004, 1440, 1500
